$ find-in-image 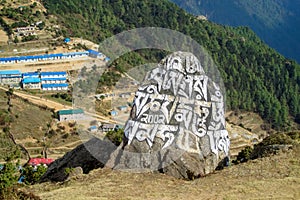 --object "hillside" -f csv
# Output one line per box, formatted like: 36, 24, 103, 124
40, 0, 300, 130
0, 88, 83, 163
170, 0, 300, 63
29, 145, 300, 199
